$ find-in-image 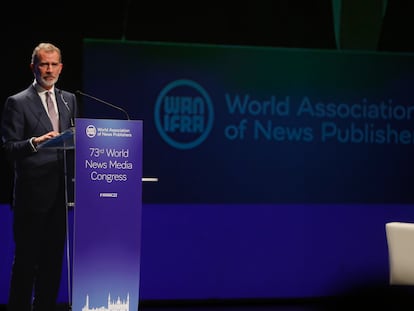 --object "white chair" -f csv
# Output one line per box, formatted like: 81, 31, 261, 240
385, 222, 414, 285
